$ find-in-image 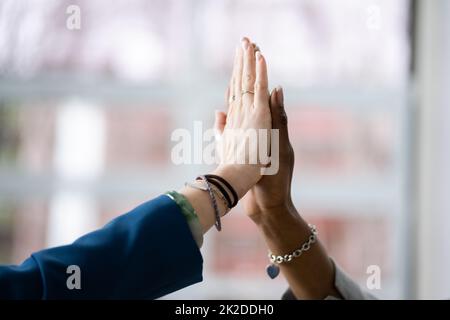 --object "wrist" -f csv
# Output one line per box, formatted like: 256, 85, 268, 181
250, 198, 296, 223
212, 164, 261, 199
254, 202, 300, 232
257, 208, 309, 246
